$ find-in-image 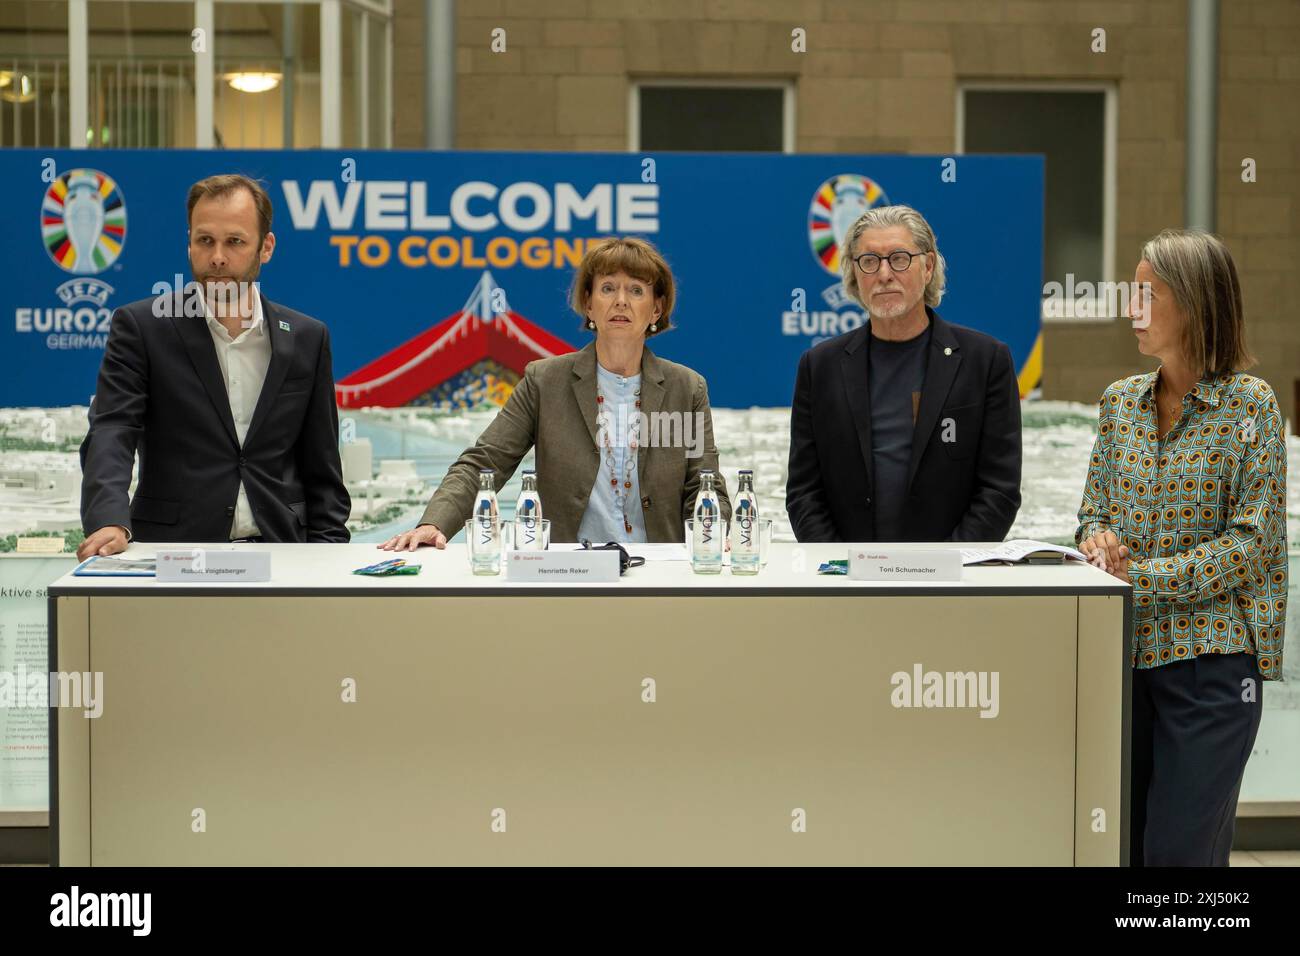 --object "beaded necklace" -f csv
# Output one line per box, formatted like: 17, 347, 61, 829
595, 378, 642, 535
